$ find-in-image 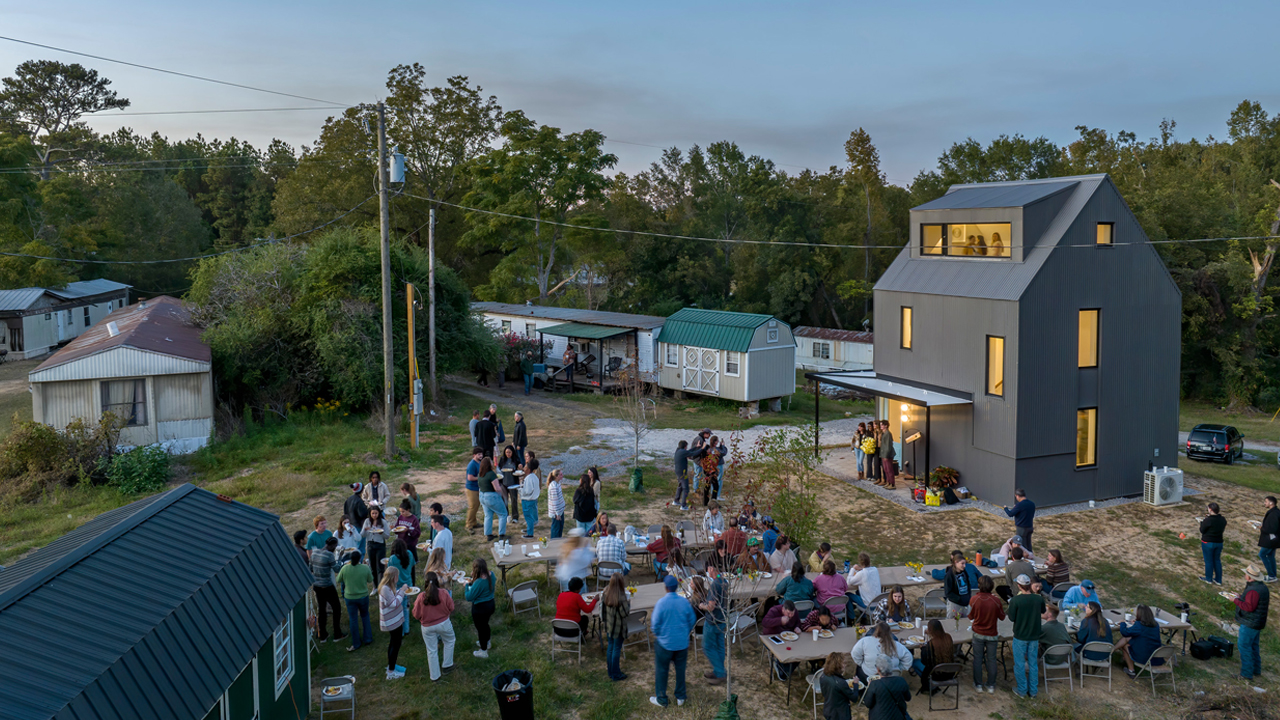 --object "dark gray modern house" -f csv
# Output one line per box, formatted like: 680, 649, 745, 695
811, 174, 1180, 505
0, 484, 314, 720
